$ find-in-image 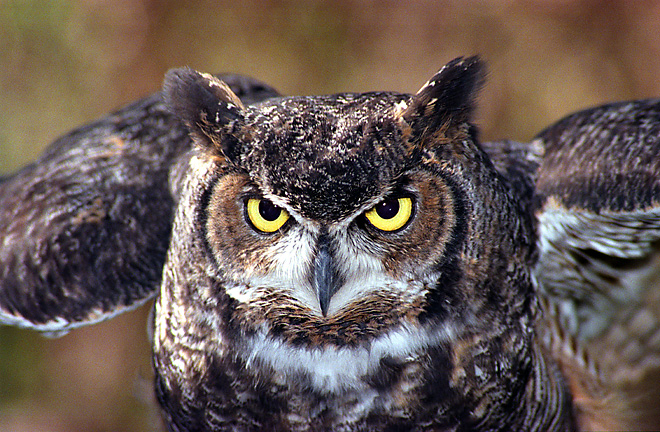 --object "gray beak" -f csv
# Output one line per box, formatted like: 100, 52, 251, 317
313, 234, 340, 316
